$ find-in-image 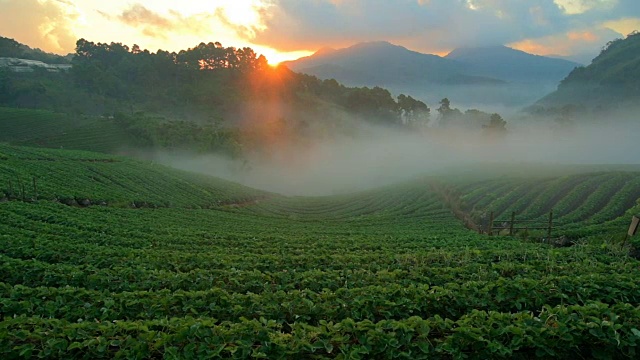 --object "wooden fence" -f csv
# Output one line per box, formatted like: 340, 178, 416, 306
487, 210, 554, 238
